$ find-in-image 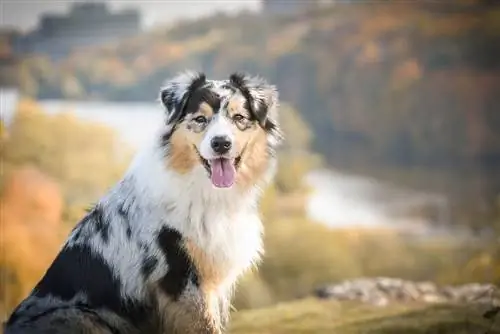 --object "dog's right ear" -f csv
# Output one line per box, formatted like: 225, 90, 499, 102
159, 71, 206, 124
